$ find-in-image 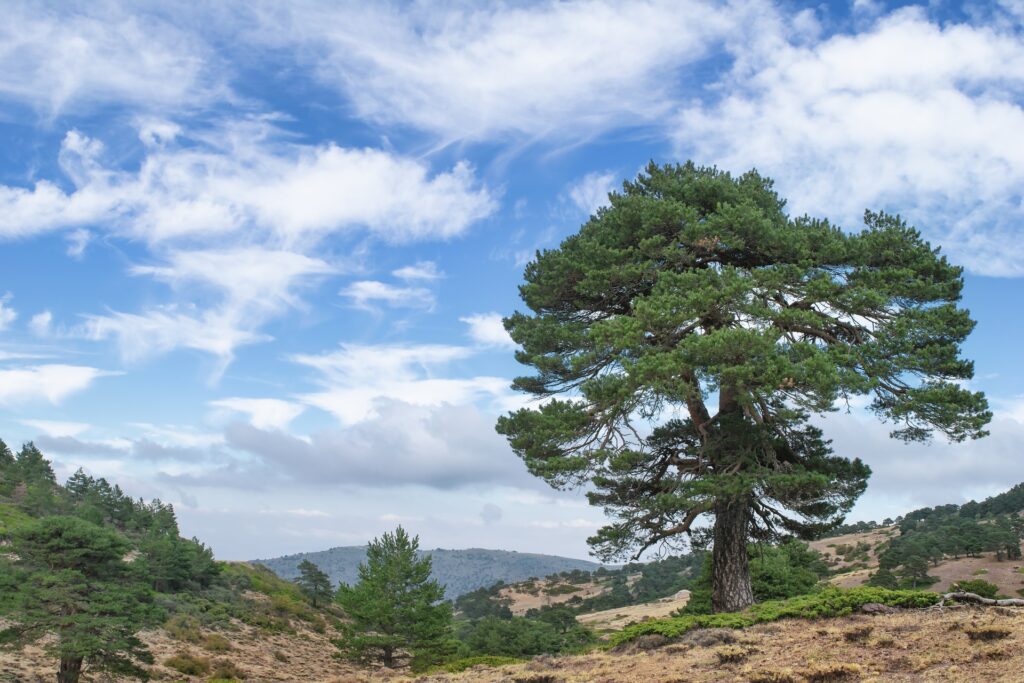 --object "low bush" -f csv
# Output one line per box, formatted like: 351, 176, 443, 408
165, 614, 204, 643
164, 652, 211, 675
209, 658, 245, 679
952, 579, 999, 599
610, 587, 939, 647
202, 633, 232, 652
